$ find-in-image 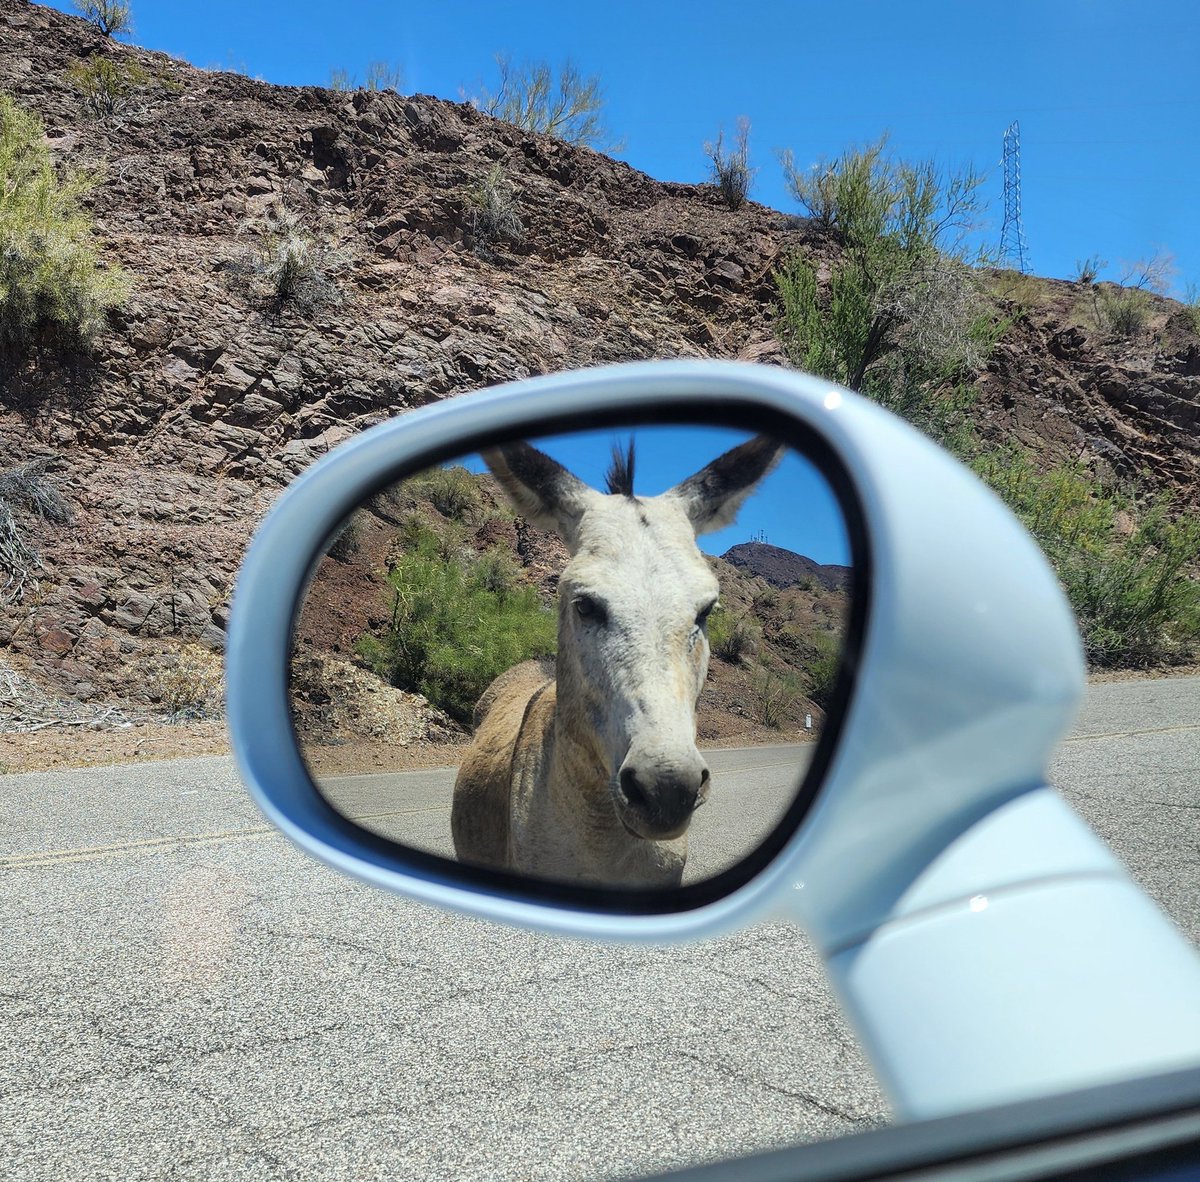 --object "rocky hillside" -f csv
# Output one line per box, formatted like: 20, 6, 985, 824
0, 0, 1197, 712
723, 542, 850, 593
